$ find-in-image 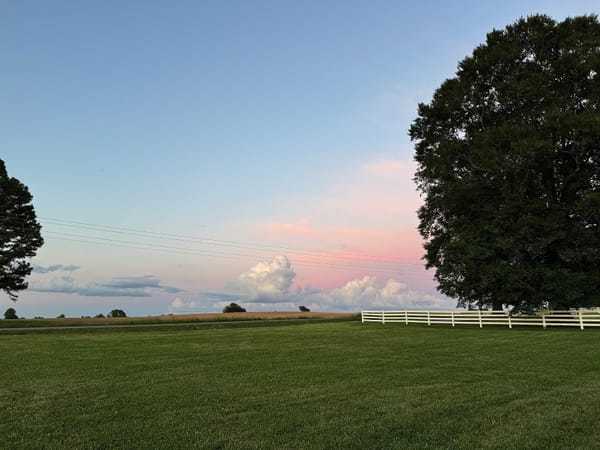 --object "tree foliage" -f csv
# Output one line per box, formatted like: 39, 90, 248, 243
410, 15, 600, 311
108, 309, 127, 318
4, 307, 18, 319
222, 302, 246, 313
299, 306, 310, 312
0, 160, 44, 301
